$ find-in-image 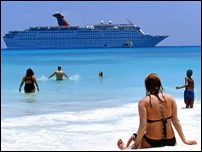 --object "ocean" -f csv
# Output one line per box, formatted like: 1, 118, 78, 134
1, 46, 201, 151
